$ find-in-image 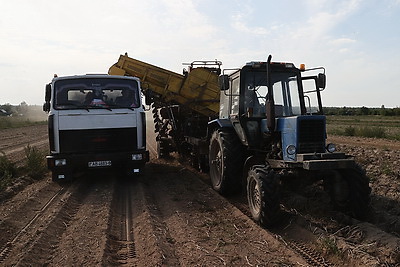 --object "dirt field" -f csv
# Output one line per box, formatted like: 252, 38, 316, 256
0, 123, 399, 266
